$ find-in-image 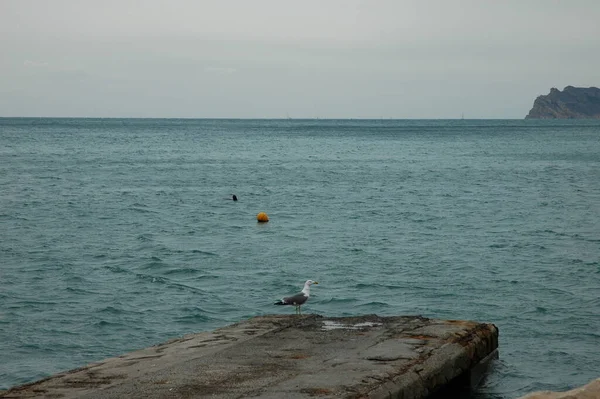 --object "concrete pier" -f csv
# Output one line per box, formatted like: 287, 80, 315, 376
1, 315, 498, 399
